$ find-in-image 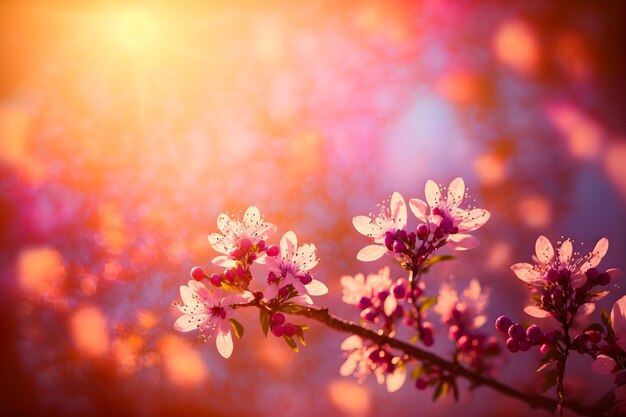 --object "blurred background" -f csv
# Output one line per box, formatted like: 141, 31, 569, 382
1, 1, 624, 416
